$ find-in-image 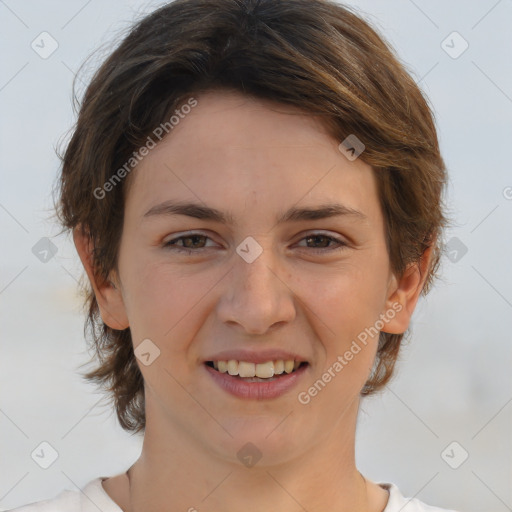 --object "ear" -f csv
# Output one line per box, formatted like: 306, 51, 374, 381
381, 244, 434, 334
73, 225, 129, 330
